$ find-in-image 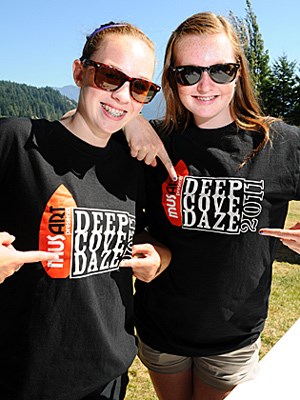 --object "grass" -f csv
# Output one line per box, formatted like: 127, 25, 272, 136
260, 200, 300, 357
125, 202, 300, 399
